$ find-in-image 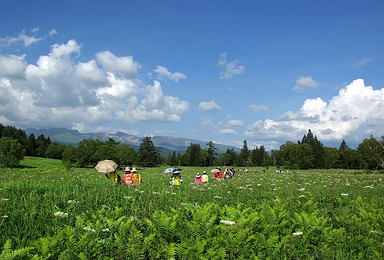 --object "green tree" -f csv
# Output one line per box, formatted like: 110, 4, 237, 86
36, 134, 51, 157
138, 136, 159, 167
206, 141, 218, 166
167, 151, 178, 166
358, 136, 384, 169
77, 139, 103, 167
61, 145, 79, 167
115, 145, 137, 167
240, 140, 250, 166
26, 133, 37, 156
45, 142, 65, 159
219, 148, 238, 166
0, 137, 24, 168
185, 143, 201, 166
324, 147, 340, 169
